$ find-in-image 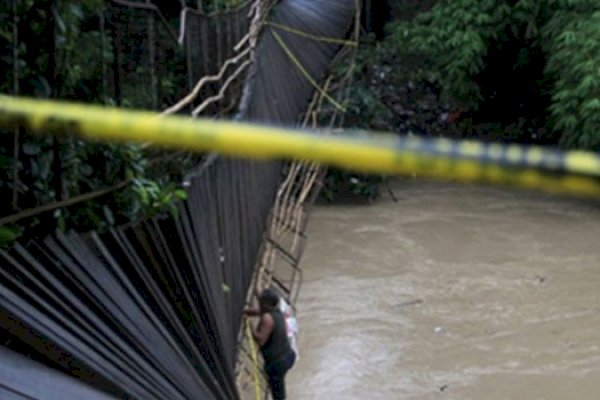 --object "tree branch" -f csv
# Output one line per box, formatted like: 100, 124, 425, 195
12, 0, 20, 210
0, 181, 130, 226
